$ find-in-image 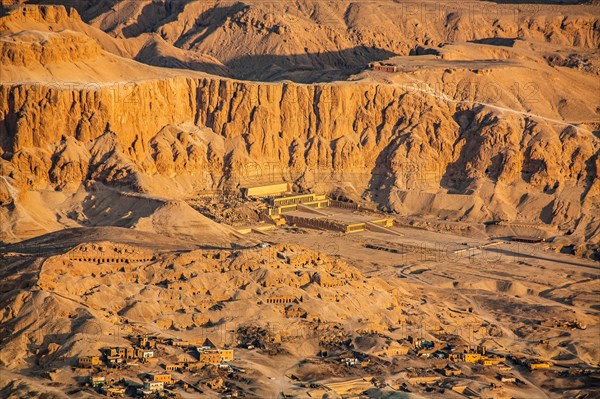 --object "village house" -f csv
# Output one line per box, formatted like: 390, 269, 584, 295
530, 361, 552, 370
199, 351, 222, 365
135, 335, 158, 349
168, 338, 190, 347
164, 363, 181, 372
100, 386, 126, 397
448, 352, 462, 362
498, 363, 512, 372
89, 375, 106, 388
148, 372, 173, 385
408, 375, 440, 384
464, 353, 481, 363
105, 356, 124, 367
219, 349, 234, 362
78, 355, 101, 368
196, 338, 234, 364
137, 381, 164, 397
104, 346, 133, 359
144, 381, 164, 391
500, 374, 517, 383
139, 349, 154, 360
197, 337, 217, 352
341, 357, 360, 366
338, 352, 370, 368
481, 355, 505, 366
413, 338, 435, 350
442, 365, 462, 376
372, 341, 411, 357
